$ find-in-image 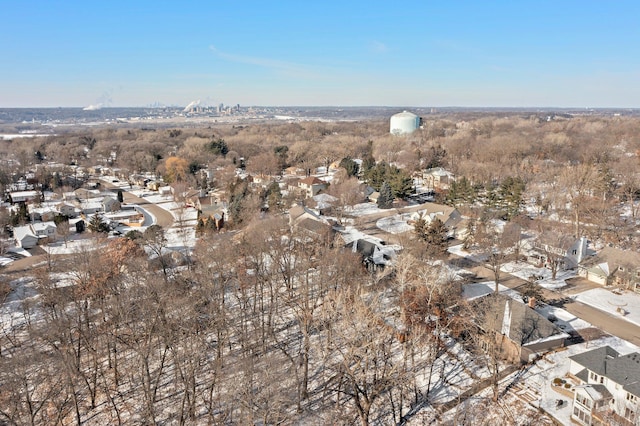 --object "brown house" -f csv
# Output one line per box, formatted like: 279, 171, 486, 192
474, 294, 568, 363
